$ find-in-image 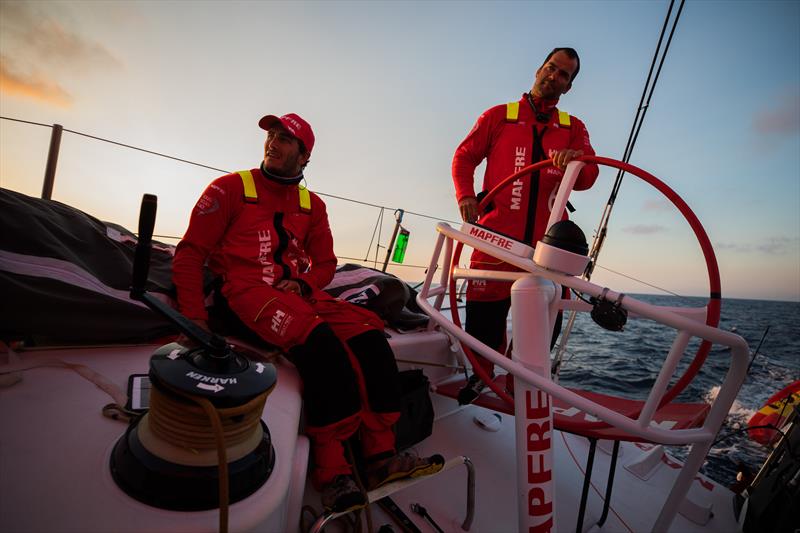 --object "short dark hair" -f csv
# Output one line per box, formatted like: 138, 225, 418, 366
542, 47, 580, 82
297, 140, 311, 169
